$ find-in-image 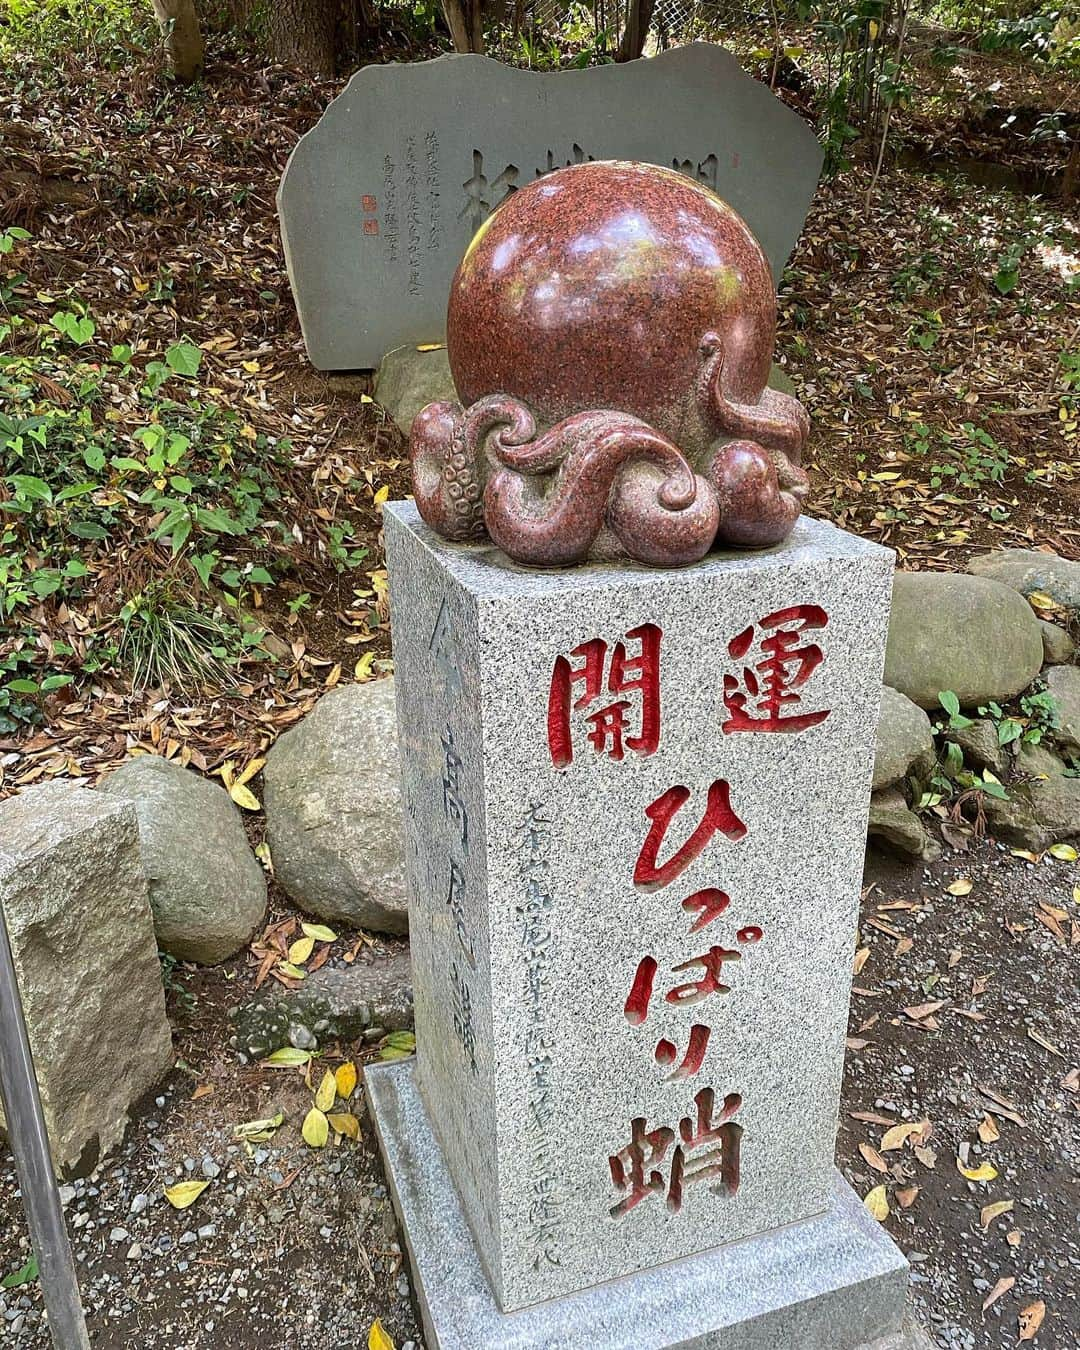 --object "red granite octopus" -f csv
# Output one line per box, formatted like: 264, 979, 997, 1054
410, 160, 809, 568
